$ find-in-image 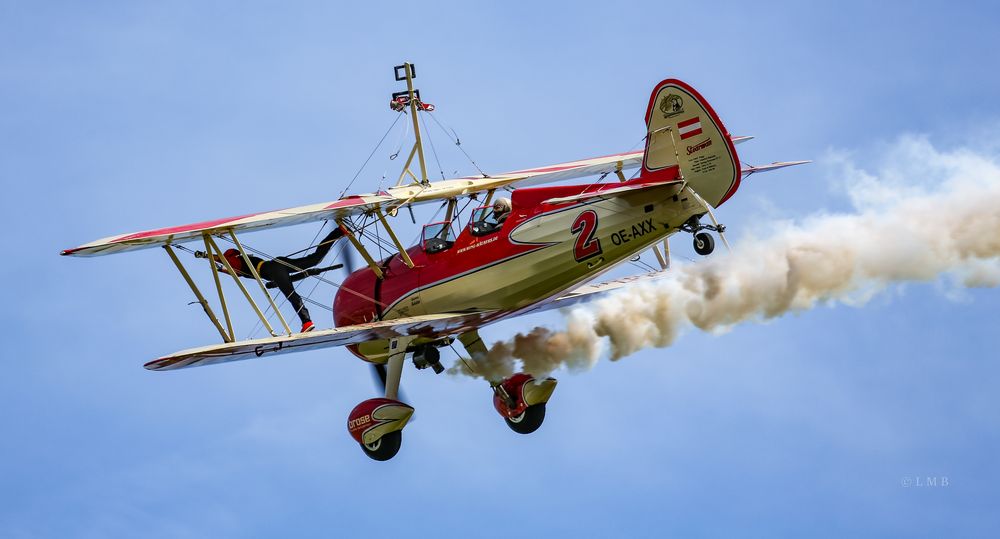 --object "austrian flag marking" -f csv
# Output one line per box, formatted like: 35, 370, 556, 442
677, 117, 703, 140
